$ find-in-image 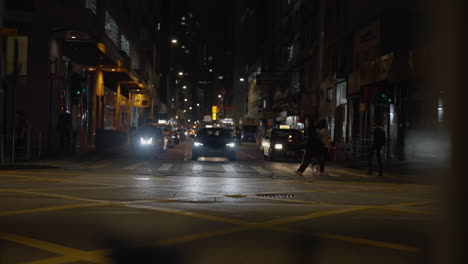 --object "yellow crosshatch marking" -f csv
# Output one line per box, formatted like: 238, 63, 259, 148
0, 165, 434, 262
